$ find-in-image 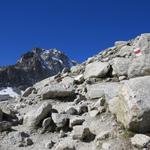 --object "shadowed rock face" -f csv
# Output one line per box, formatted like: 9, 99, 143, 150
0, 48, 76, 90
